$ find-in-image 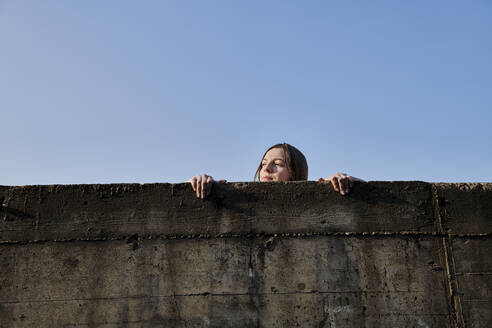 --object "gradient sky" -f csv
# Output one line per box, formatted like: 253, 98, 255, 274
2, 1, 491, 185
